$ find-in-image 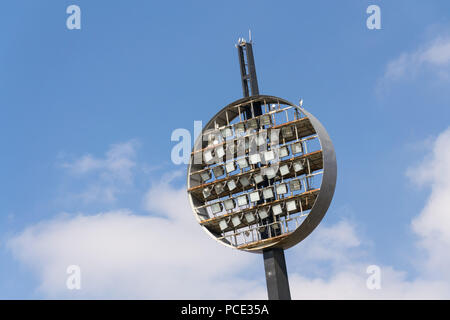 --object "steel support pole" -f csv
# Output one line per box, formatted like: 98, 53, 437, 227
237, 39, 291, 300
263, 248, 291, 300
